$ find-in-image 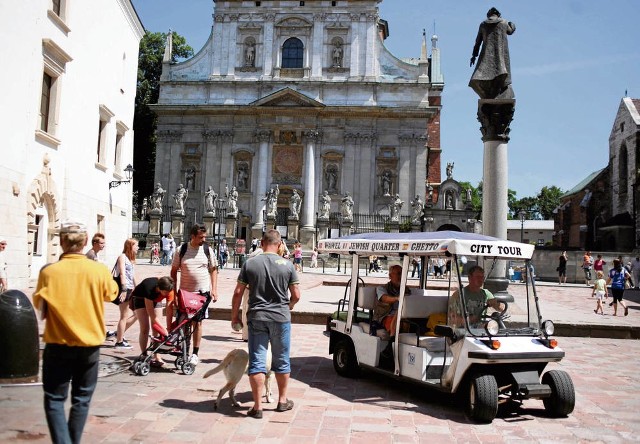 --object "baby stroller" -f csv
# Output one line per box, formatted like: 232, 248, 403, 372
132, 289, 212, 376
